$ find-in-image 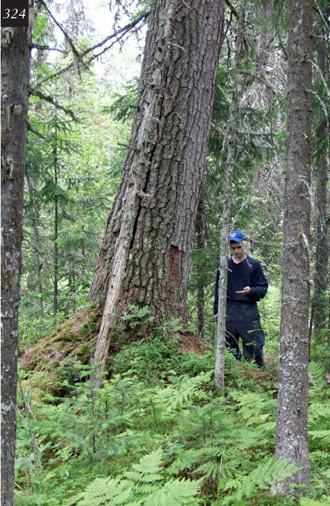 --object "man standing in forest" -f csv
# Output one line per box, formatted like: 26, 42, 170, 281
214, 230, 268, 367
